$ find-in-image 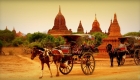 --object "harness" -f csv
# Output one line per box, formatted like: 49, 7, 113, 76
37, 48, 53, 62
